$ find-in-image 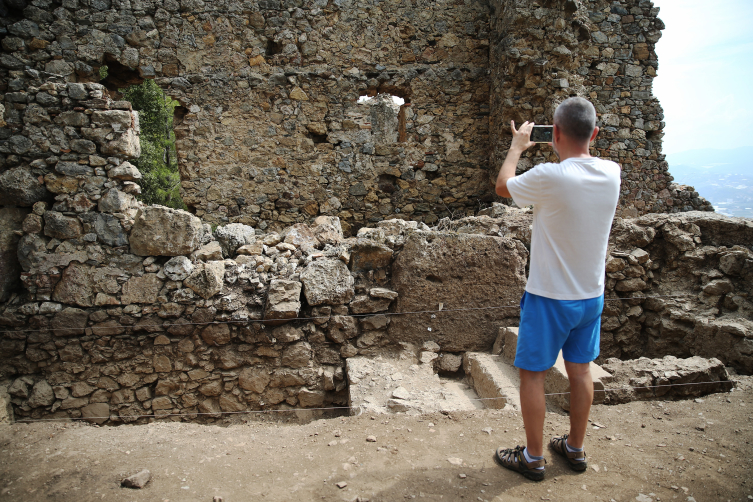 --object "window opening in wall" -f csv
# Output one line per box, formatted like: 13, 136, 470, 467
357, 95, 405, 107
113, 79, 187, 211
96, 60, 187, 210
97, 55, 142, 95
357, 92, 409, 143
